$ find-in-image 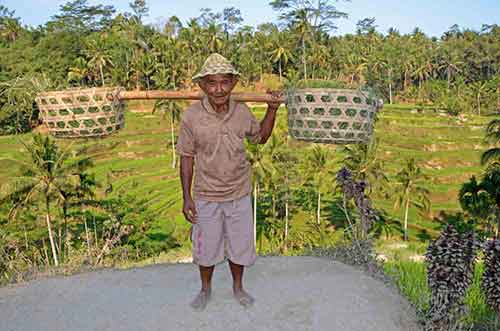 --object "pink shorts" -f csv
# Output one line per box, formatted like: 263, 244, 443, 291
191, 194, 256, 267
